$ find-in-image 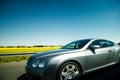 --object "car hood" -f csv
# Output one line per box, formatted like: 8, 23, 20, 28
30, 49, 78, 60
